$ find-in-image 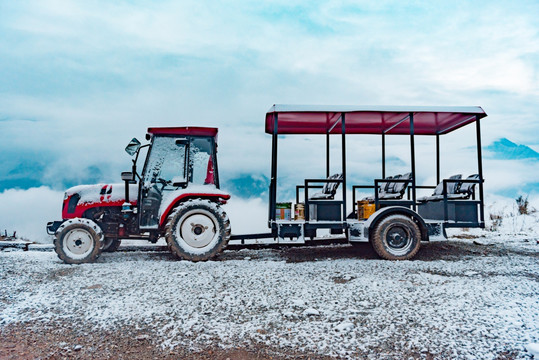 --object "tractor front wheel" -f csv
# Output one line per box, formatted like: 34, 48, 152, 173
54, 218, 104, 264
165, 199, 231, 261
